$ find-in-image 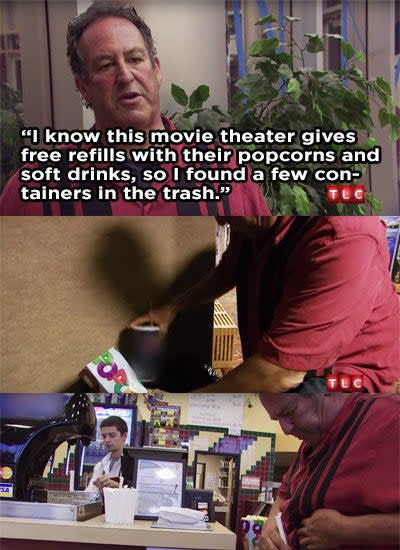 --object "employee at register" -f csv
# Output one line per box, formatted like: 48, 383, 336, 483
85, 416, 127, 492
